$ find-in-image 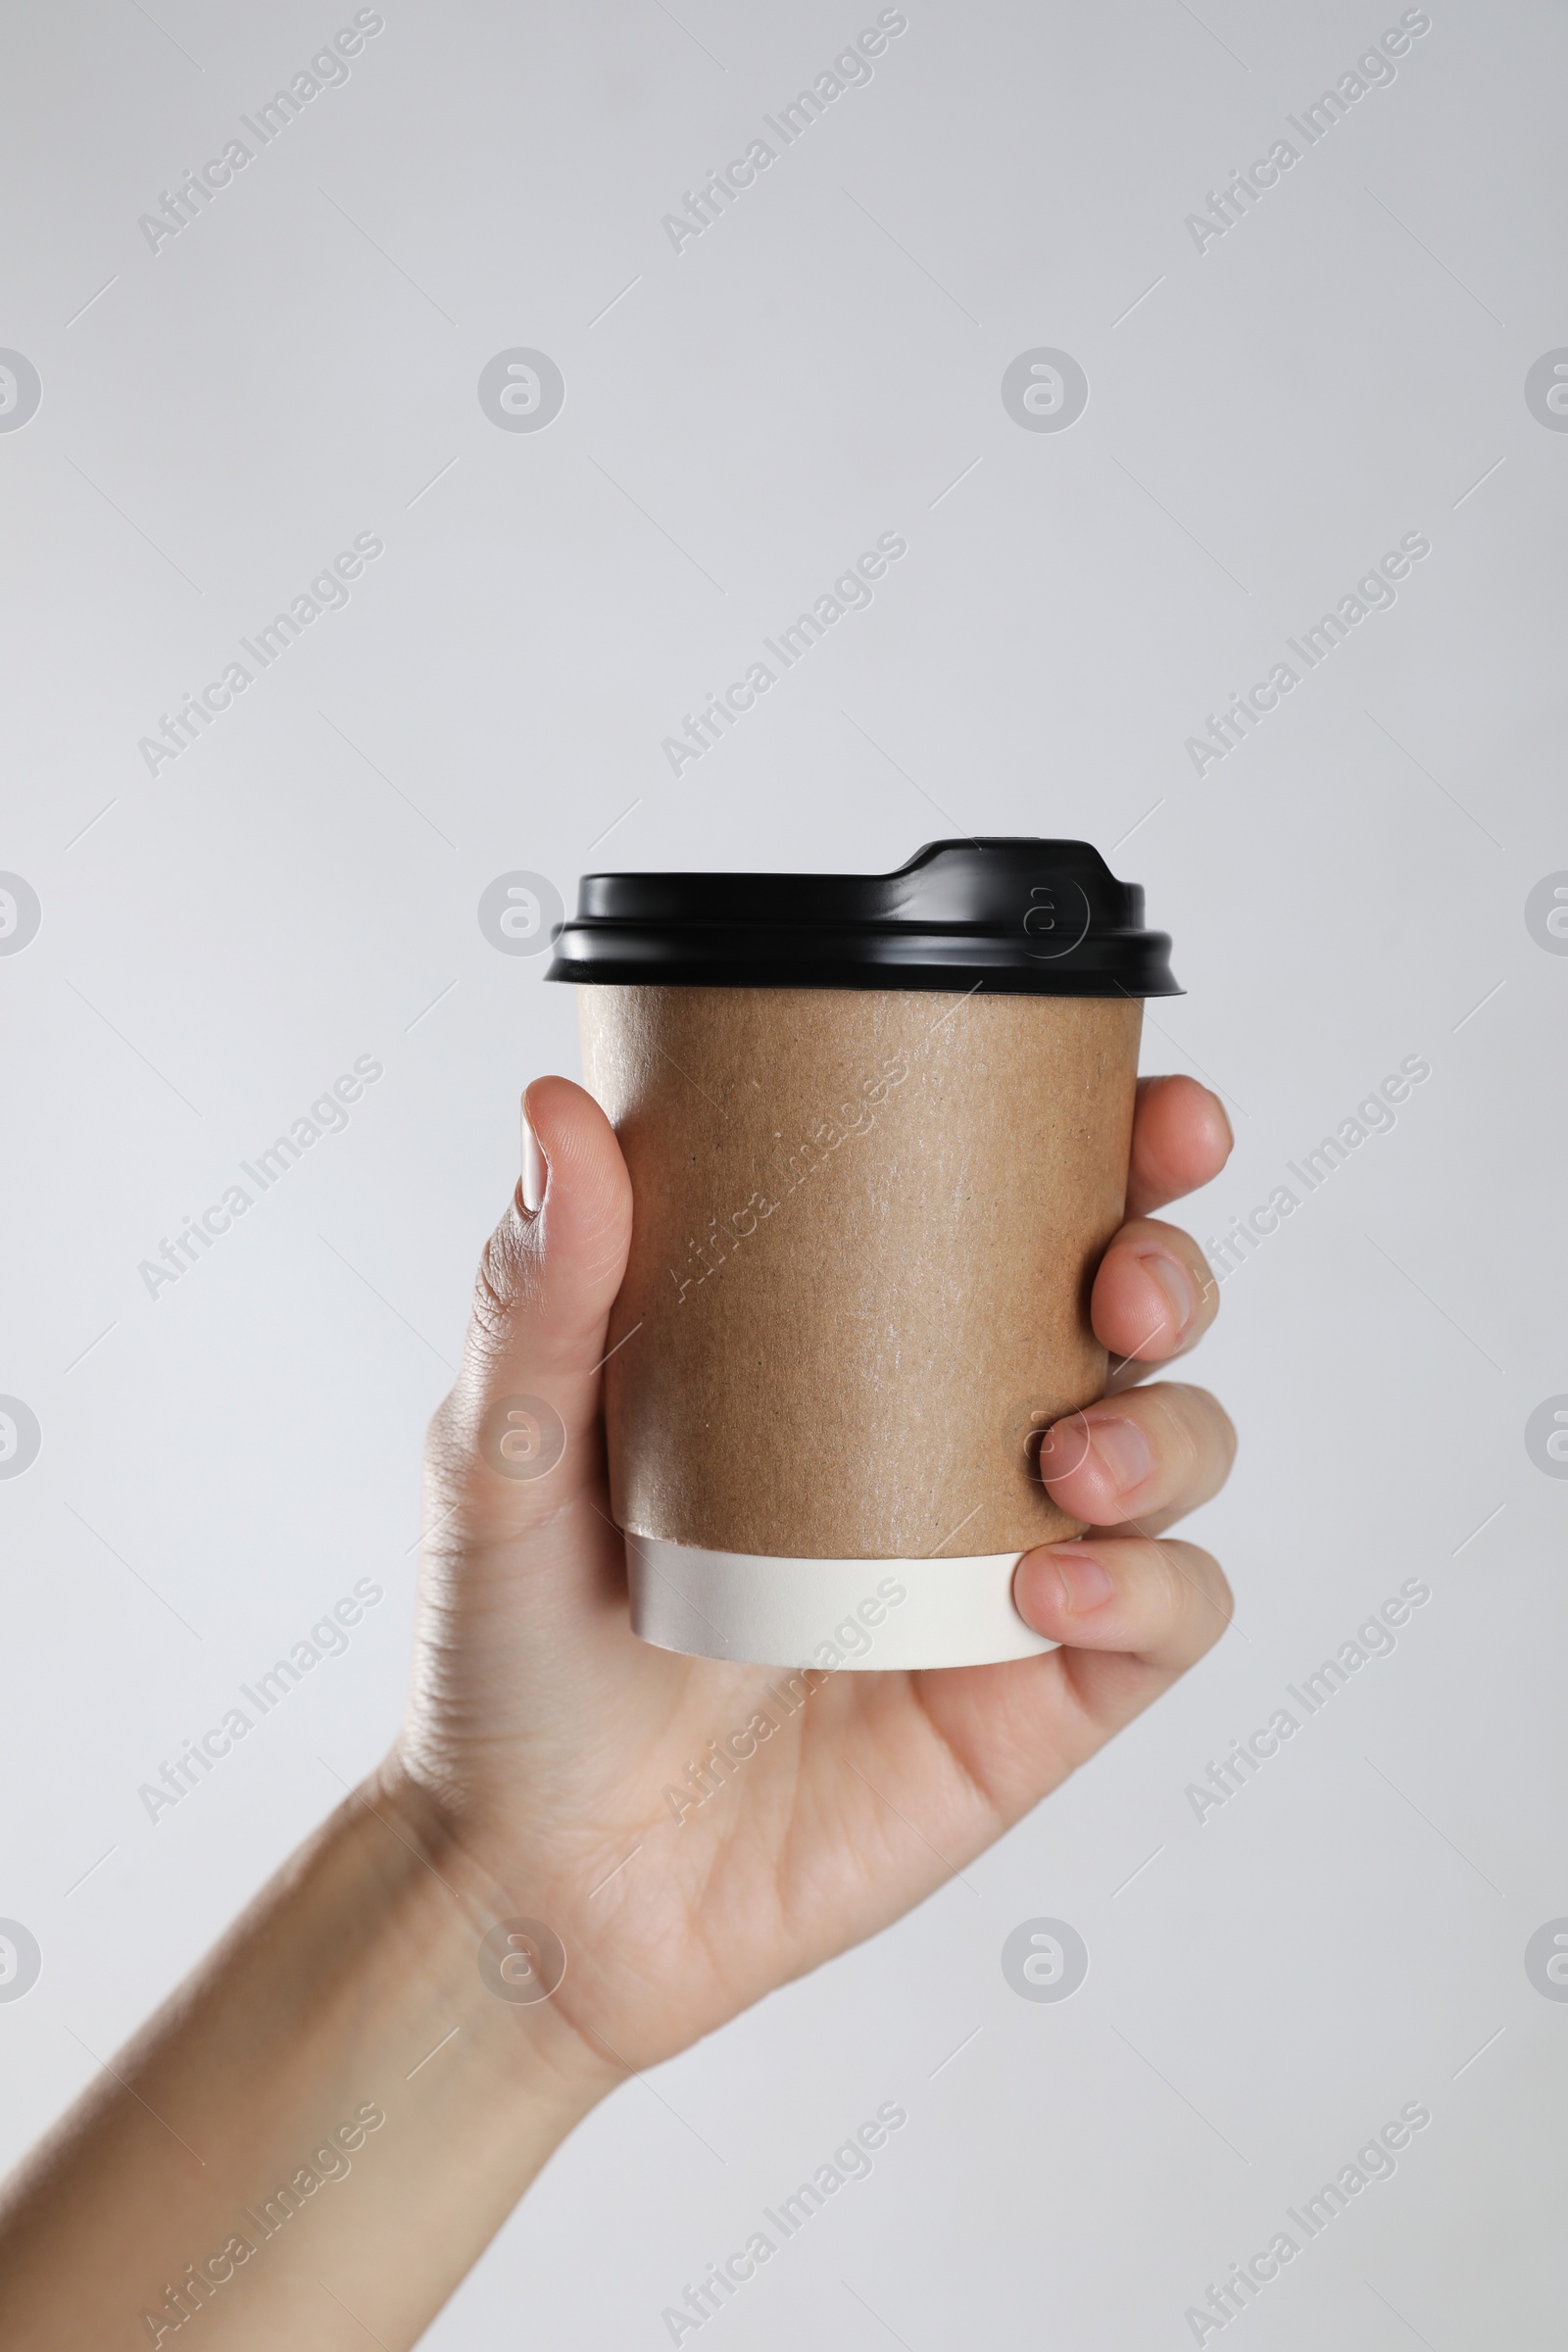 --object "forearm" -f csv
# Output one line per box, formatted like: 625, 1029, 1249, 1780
0, 1767, 610, 2349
